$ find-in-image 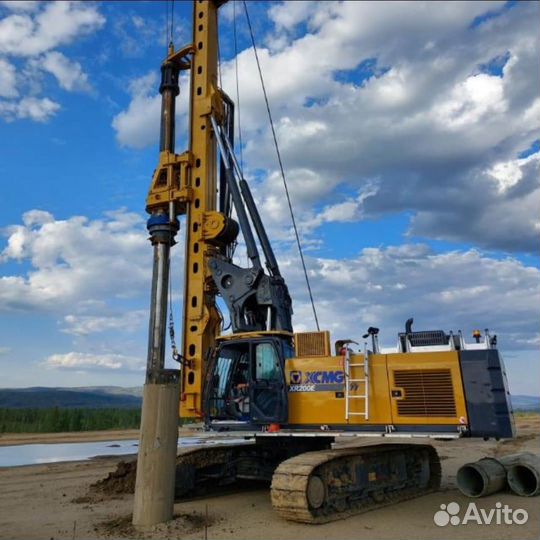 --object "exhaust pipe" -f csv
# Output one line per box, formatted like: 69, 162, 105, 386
457, 453, 540, 498
457, 457, 507, 498
501, 453, 540, 497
